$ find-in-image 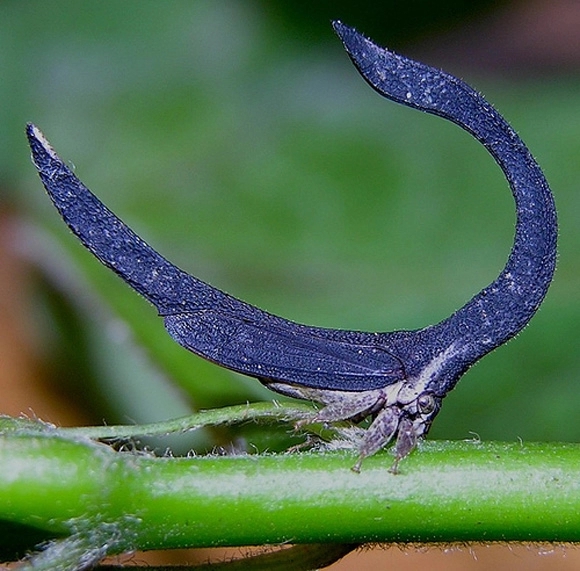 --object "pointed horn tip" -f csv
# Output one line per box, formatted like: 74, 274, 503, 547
331, 21, 377, 59
26, 122, 42, 142
25, 123, 59, 161
331, 20, 355, 40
